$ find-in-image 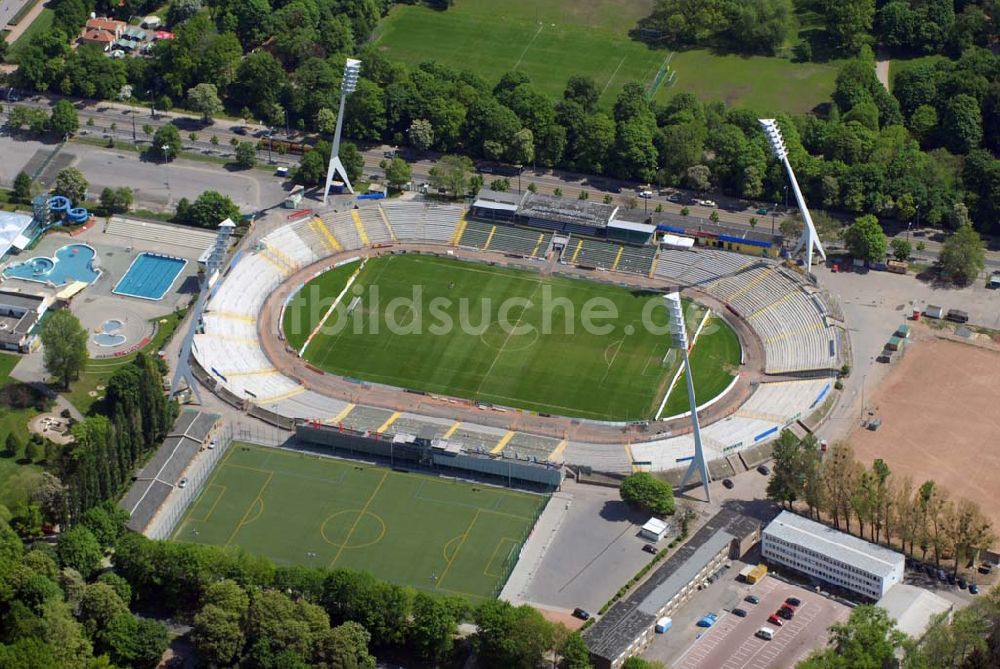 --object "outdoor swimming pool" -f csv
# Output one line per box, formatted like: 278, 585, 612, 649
93, 319, 127, 347
113, 252, 187, 301
3, 244, 100, 286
